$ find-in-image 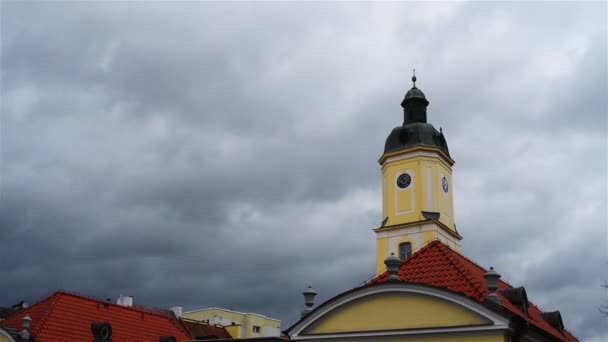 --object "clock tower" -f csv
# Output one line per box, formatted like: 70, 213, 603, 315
375, 72, 462, 274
